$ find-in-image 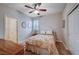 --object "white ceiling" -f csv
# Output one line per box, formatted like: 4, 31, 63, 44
1, 3, 66, 17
